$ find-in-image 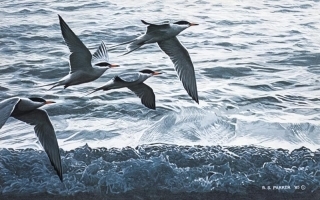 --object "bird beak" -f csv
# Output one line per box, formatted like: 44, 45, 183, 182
153, 71, 162, 75
189, 23, 199, 26
110, 64, 120, 68
45, 100, 56, 104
